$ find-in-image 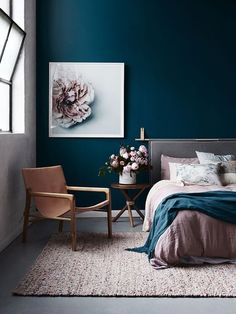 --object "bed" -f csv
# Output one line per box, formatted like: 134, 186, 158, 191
140, 140, 236, 269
